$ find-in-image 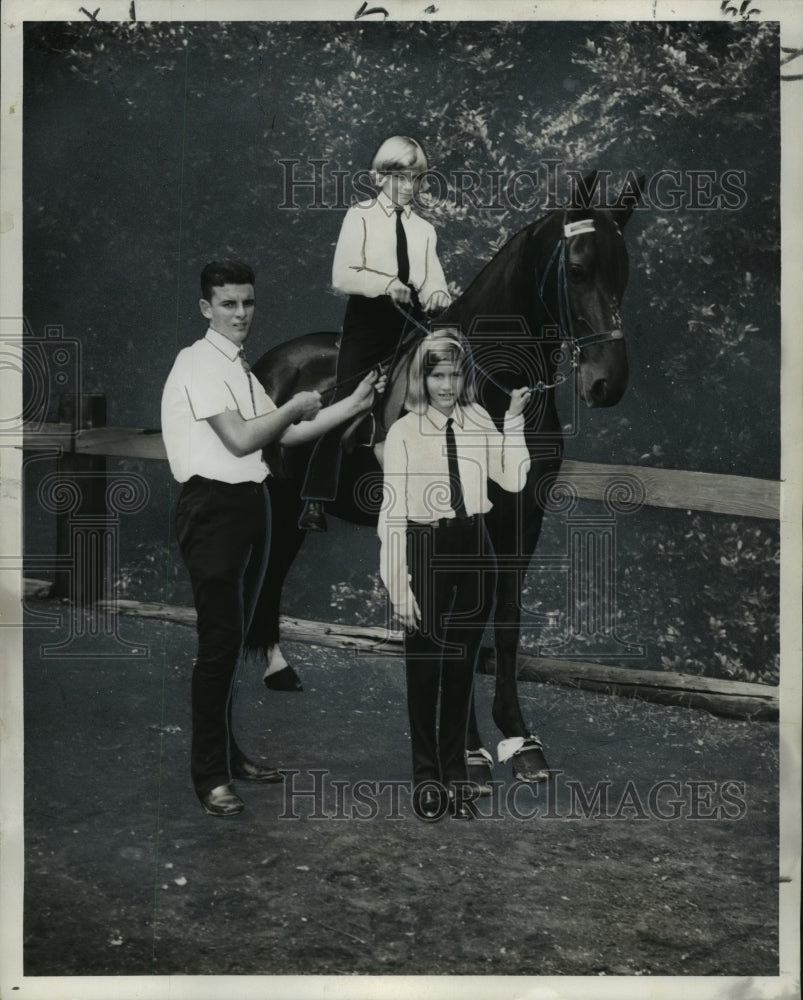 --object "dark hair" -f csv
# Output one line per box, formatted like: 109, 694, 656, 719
200, 259, 255, 302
